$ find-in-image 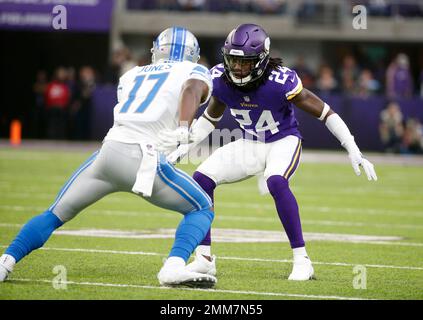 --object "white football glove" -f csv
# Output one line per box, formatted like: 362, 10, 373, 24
157, 126, 192, 155
163, 117, 216, 163
348, 151, 378, 181
167, 143, 191, 164
325, 114, 378, 182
